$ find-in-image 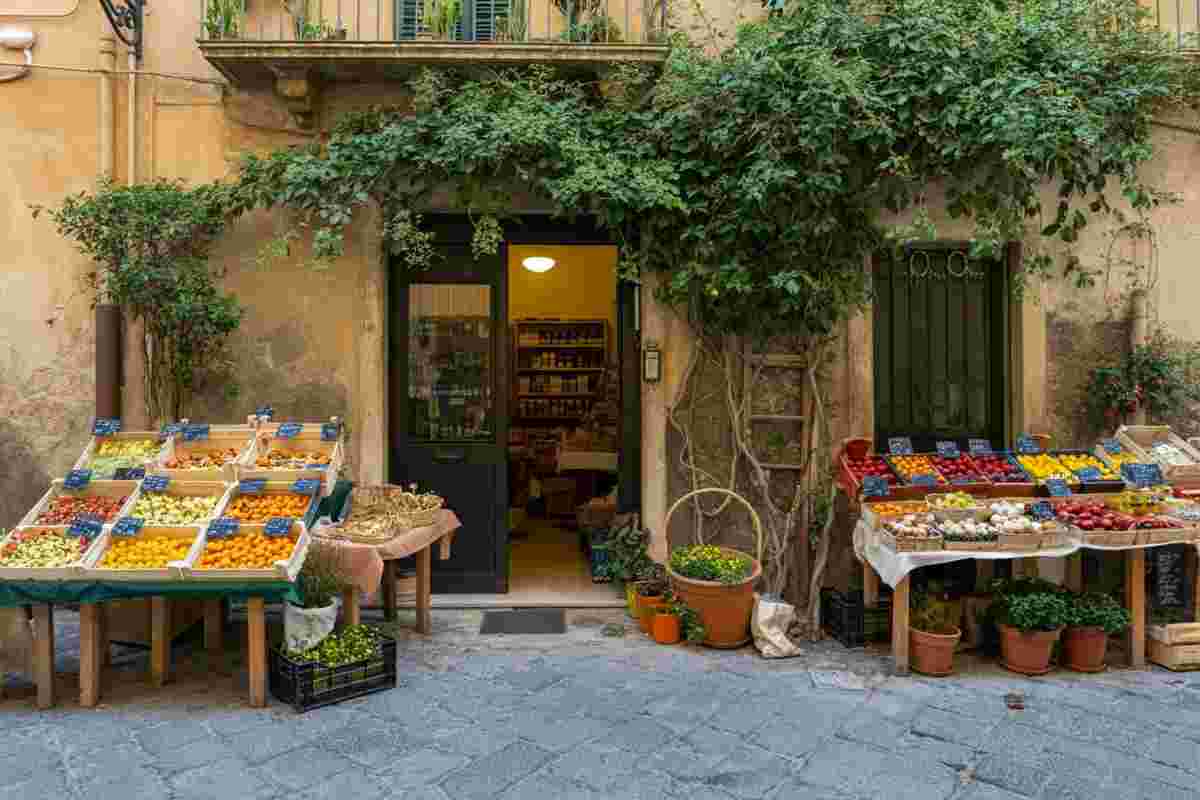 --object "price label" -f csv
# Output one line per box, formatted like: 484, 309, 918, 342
1015, 435, 1041, 455
910, 473, 938, 487
862, 476, 890, 497
951, 476, 975, 485
1101, 438, 1122, 455
113, 517, 144, 537
321, 422, 341, 442
936, 441, 960, 459
143, 475, 170, 492
305, 463, 329, 471
1028, 501, 1056, 521
113, 467, 146, 481
264, 517, 293, 537
1123, 462, 1164, 488
1075, 467, 1103, 483
68, 515, 104, 538
887, 437, 914, 455
182, 424, 210, 441
255, 405, 275, 420
239, 478, 266, 494
968, 439, 993, 455
160, 422, 184, 438
64, 469, 92, 490
291, 479, 320, 496
92, 417, 122, 436
1045, 478, 1072, 497
207, 517, 239, 539
277, 422, 303, 439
